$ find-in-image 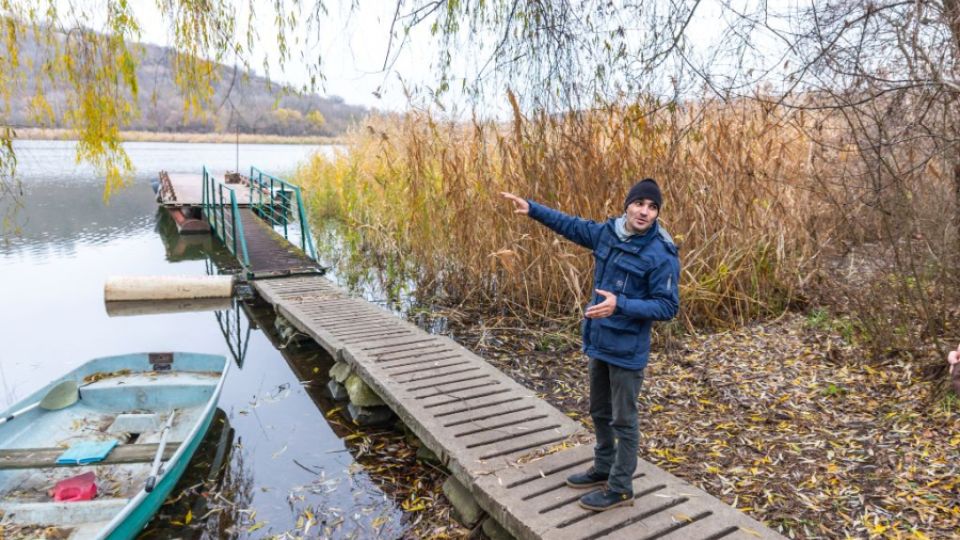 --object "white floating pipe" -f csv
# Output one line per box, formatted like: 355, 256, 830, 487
104, 275, 234, 302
